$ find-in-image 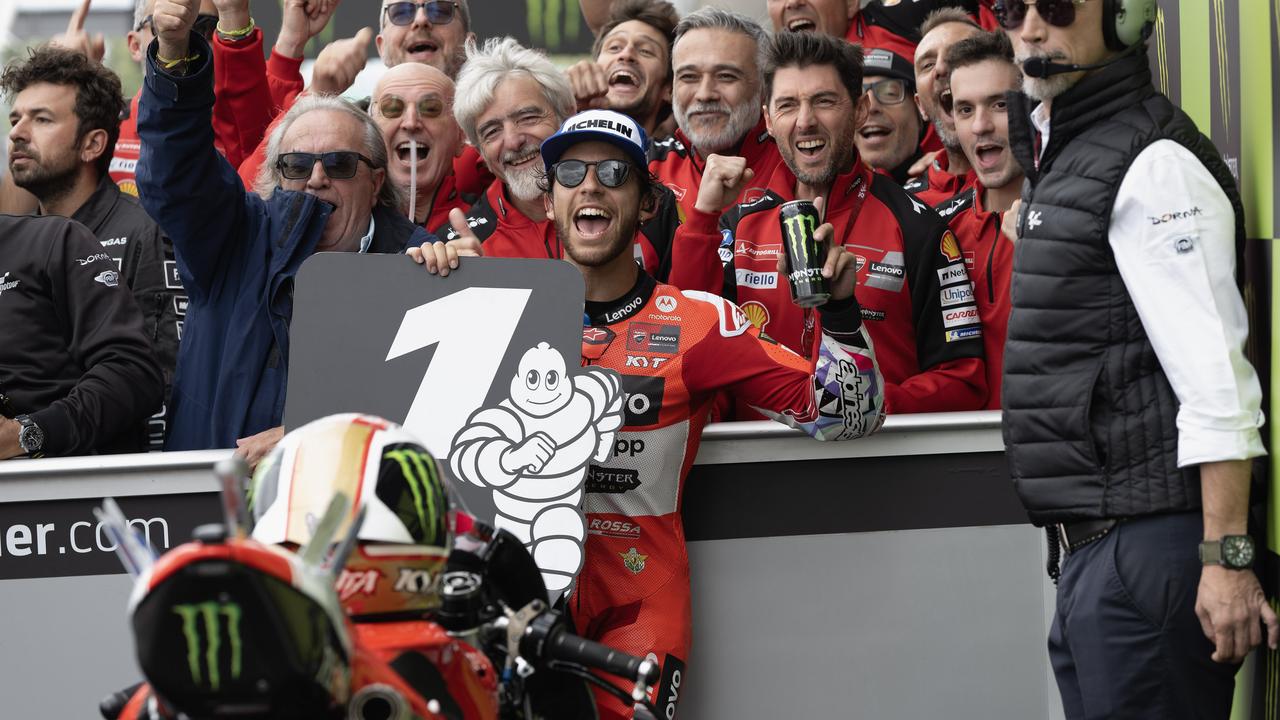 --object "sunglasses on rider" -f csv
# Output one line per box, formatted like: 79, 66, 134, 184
277, 151, 376, 181
384, 1, 460, 27
138, 13, 219, 39
550, 159, 634, 189
993, 0, 1090, 30
862, 79, 909, 106
377, 94, 446, 120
